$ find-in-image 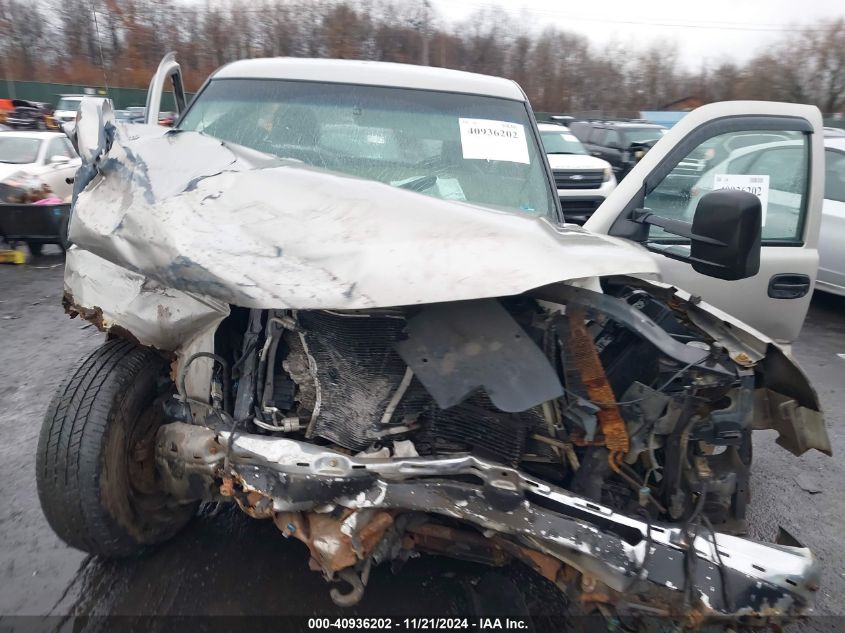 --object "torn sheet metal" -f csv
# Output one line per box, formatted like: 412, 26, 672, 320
66, 101, 659, 314
155, 422, 821, 620
64, 249, 229, 351
64, 248, 229, 397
